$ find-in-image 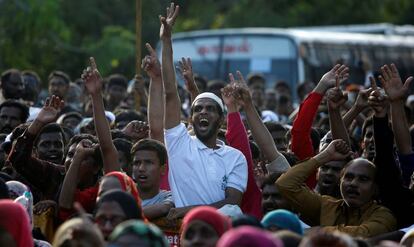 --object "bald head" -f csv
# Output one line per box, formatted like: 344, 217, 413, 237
340, 158, 377, 208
